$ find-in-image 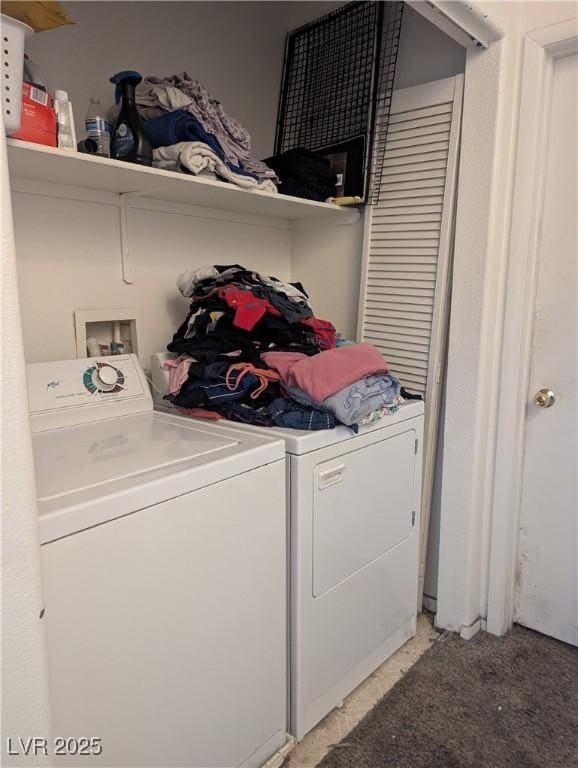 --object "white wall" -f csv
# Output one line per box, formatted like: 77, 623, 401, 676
12, 184, 292, 366
11, 186, 367, 360
291, 214, 364, 340
395, 5, 466, 89
1, 128, 52, 766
